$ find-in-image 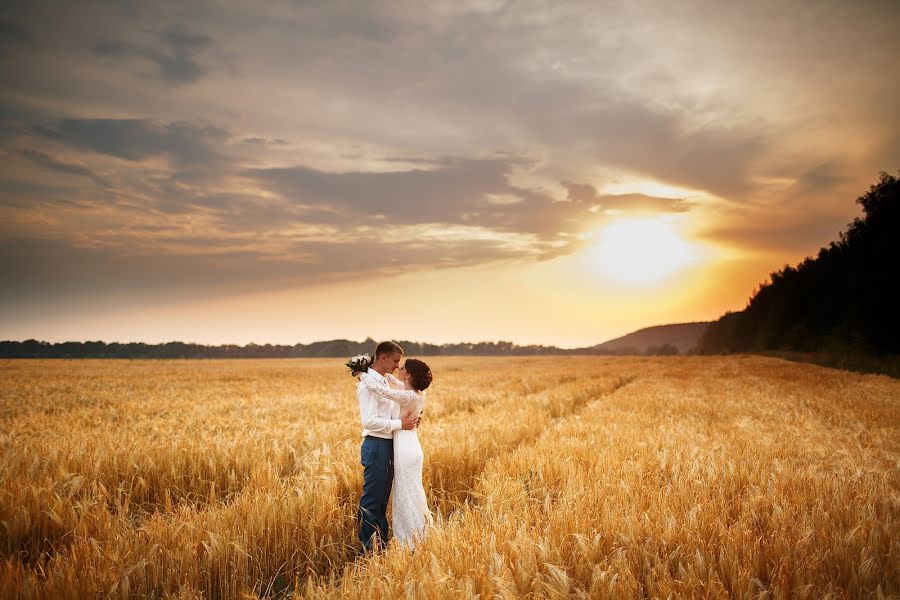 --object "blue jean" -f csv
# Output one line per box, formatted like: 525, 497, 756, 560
357, 436, 394, 553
